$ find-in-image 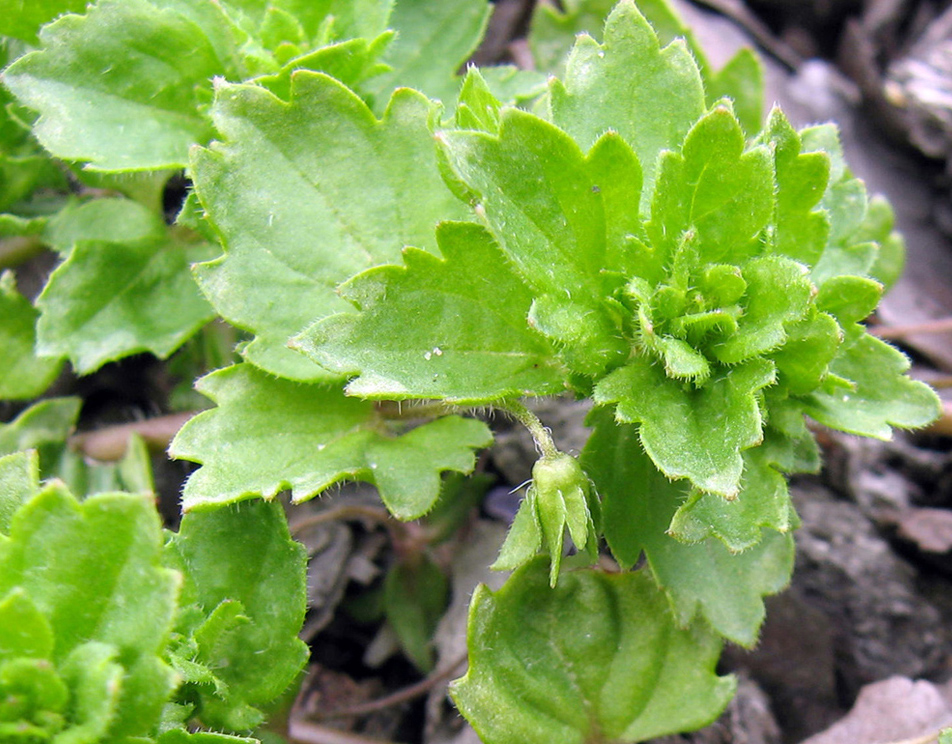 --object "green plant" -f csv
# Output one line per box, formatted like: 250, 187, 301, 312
0, 0, 941, 742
